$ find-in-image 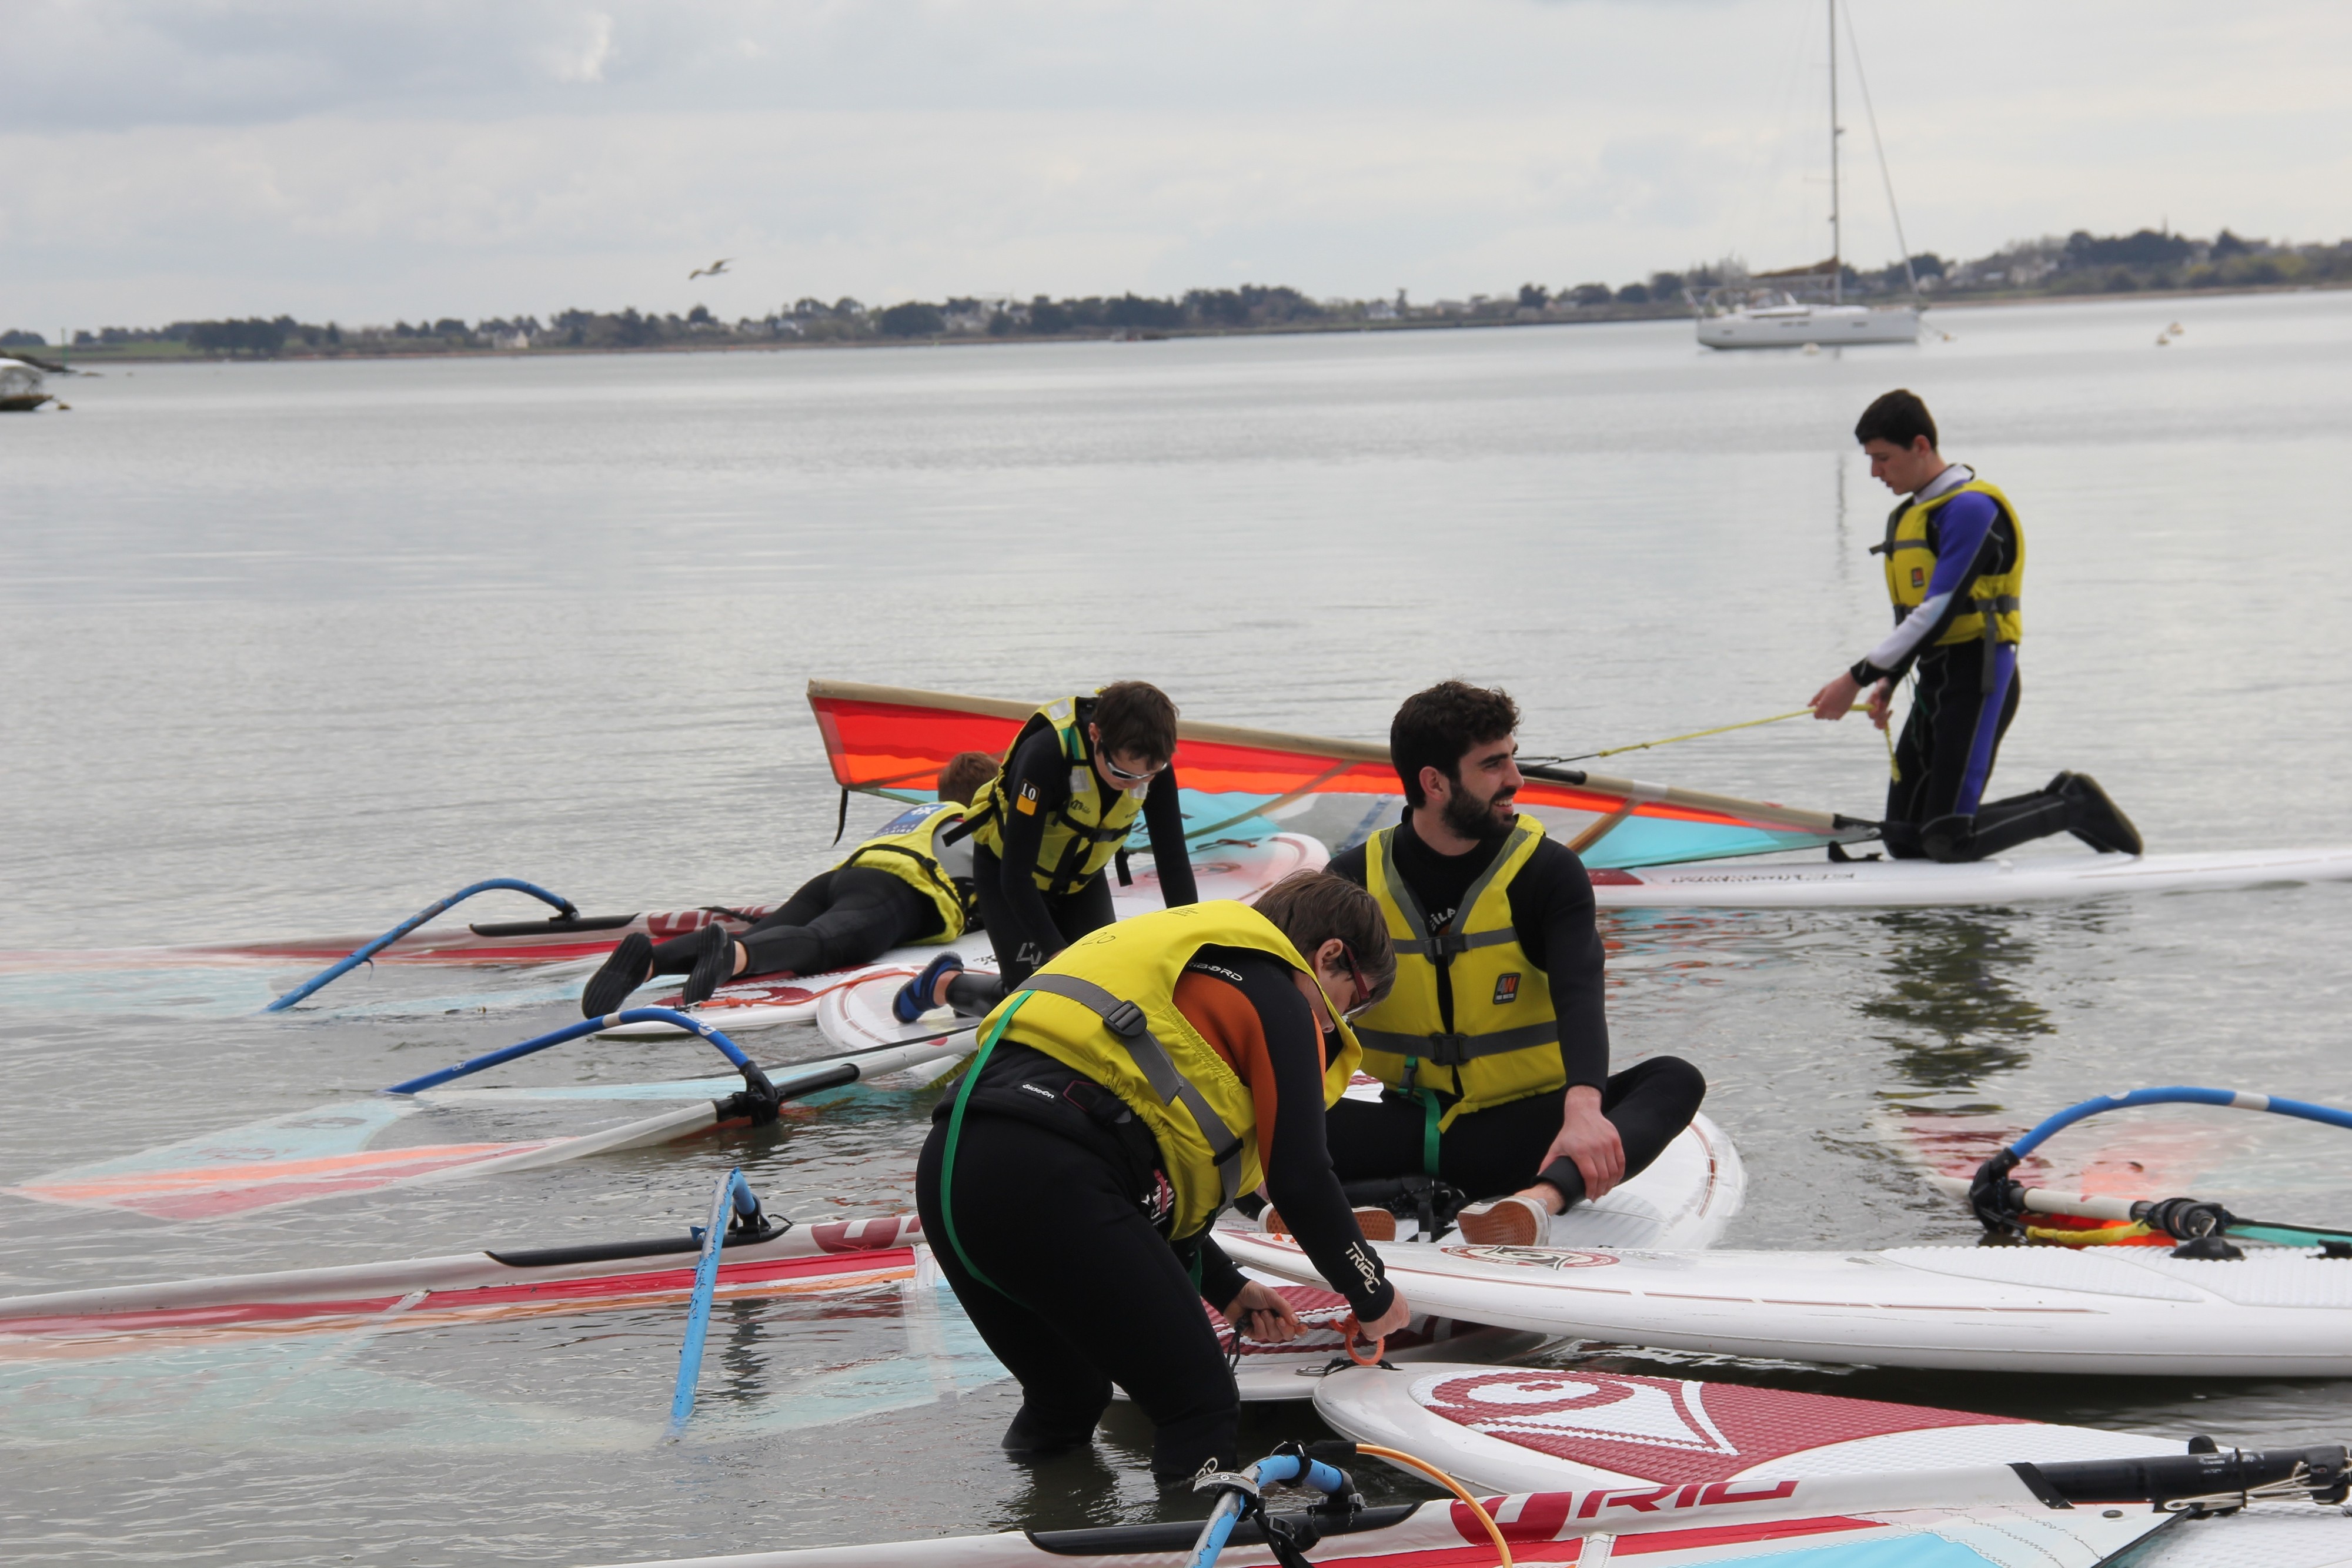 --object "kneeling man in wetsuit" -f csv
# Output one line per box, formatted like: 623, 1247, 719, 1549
917, 872, 1407, 1483
1323, 680, 1706, 1247
580, 751, 998, 1016
1808, 388, 2140, 862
